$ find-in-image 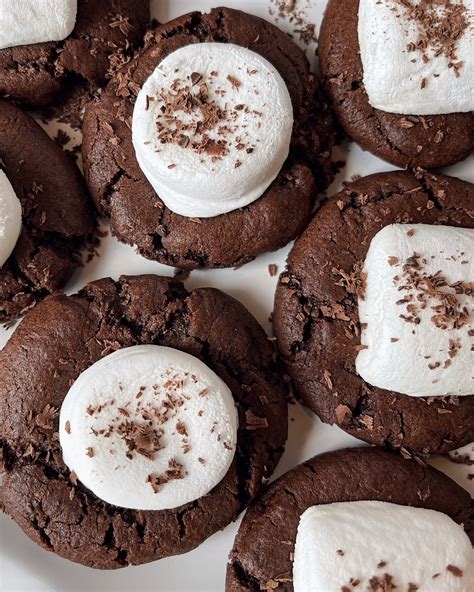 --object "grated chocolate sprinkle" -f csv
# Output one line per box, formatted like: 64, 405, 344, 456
147, 458, 187, 493
446, 564, 463, 577
394, 0, 470, 79
149, 70, 260, 163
